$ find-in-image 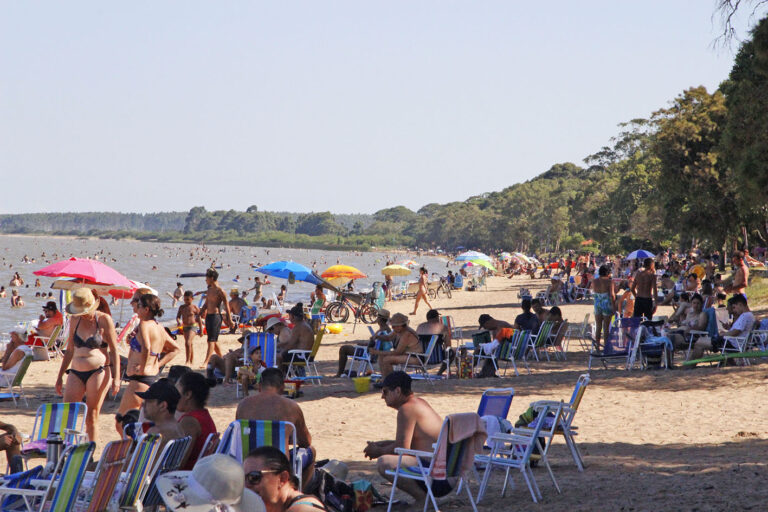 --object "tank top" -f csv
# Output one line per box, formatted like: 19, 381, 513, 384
179, 409, 217, 470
